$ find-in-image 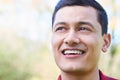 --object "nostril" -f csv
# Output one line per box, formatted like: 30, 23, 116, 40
64, 38, 80, 46
64, 40, 68, 45
64, 37, 80, 45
